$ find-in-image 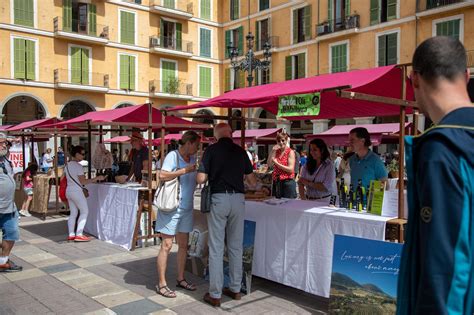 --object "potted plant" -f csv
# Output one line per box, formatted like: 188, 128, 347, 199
387, 159, 399, 178
165, 77, 181, 95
